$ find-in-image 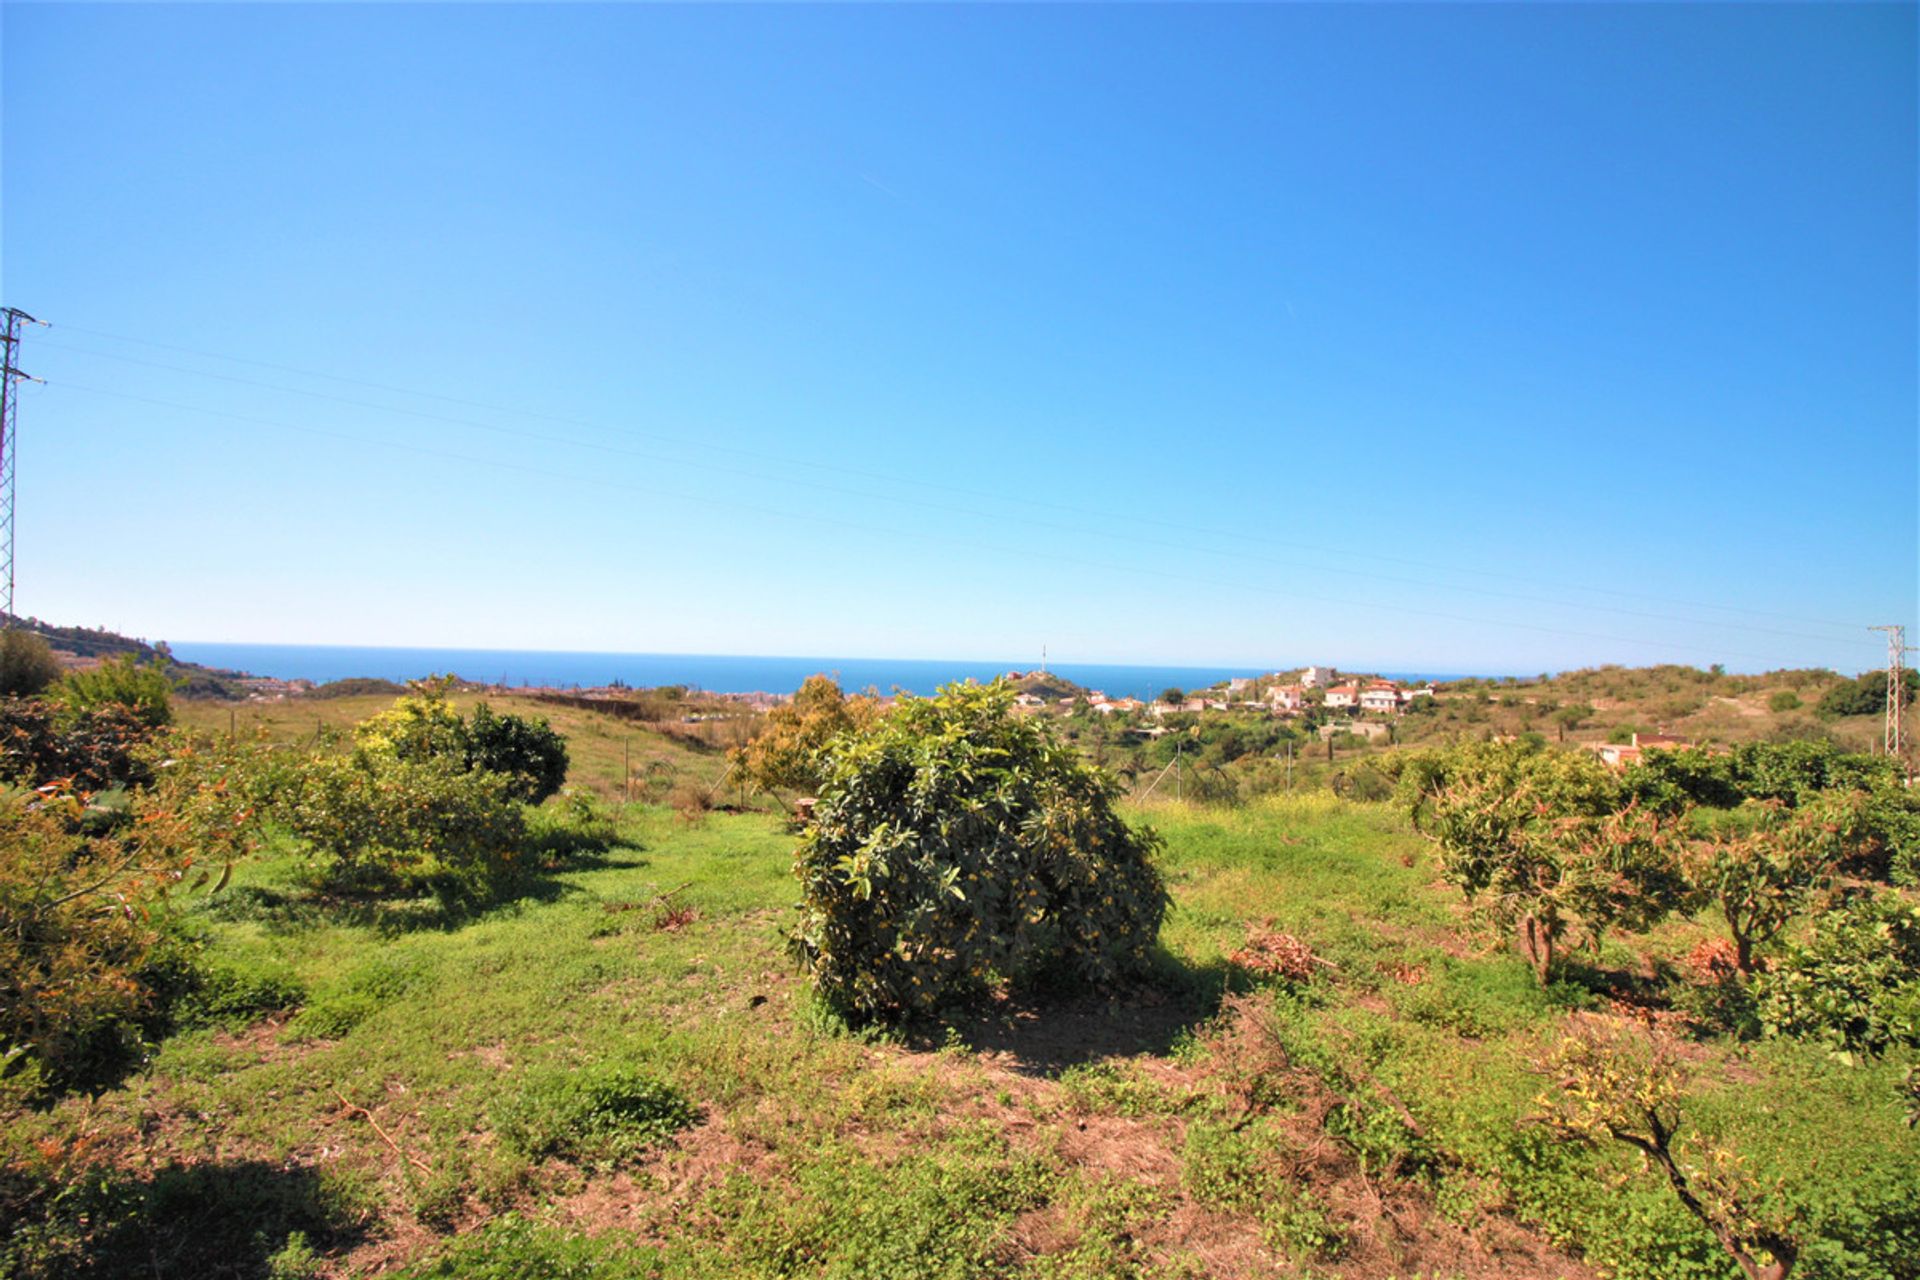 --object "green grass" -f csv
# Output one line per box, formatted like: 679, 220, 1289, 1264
6, 758, 1916, 1280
